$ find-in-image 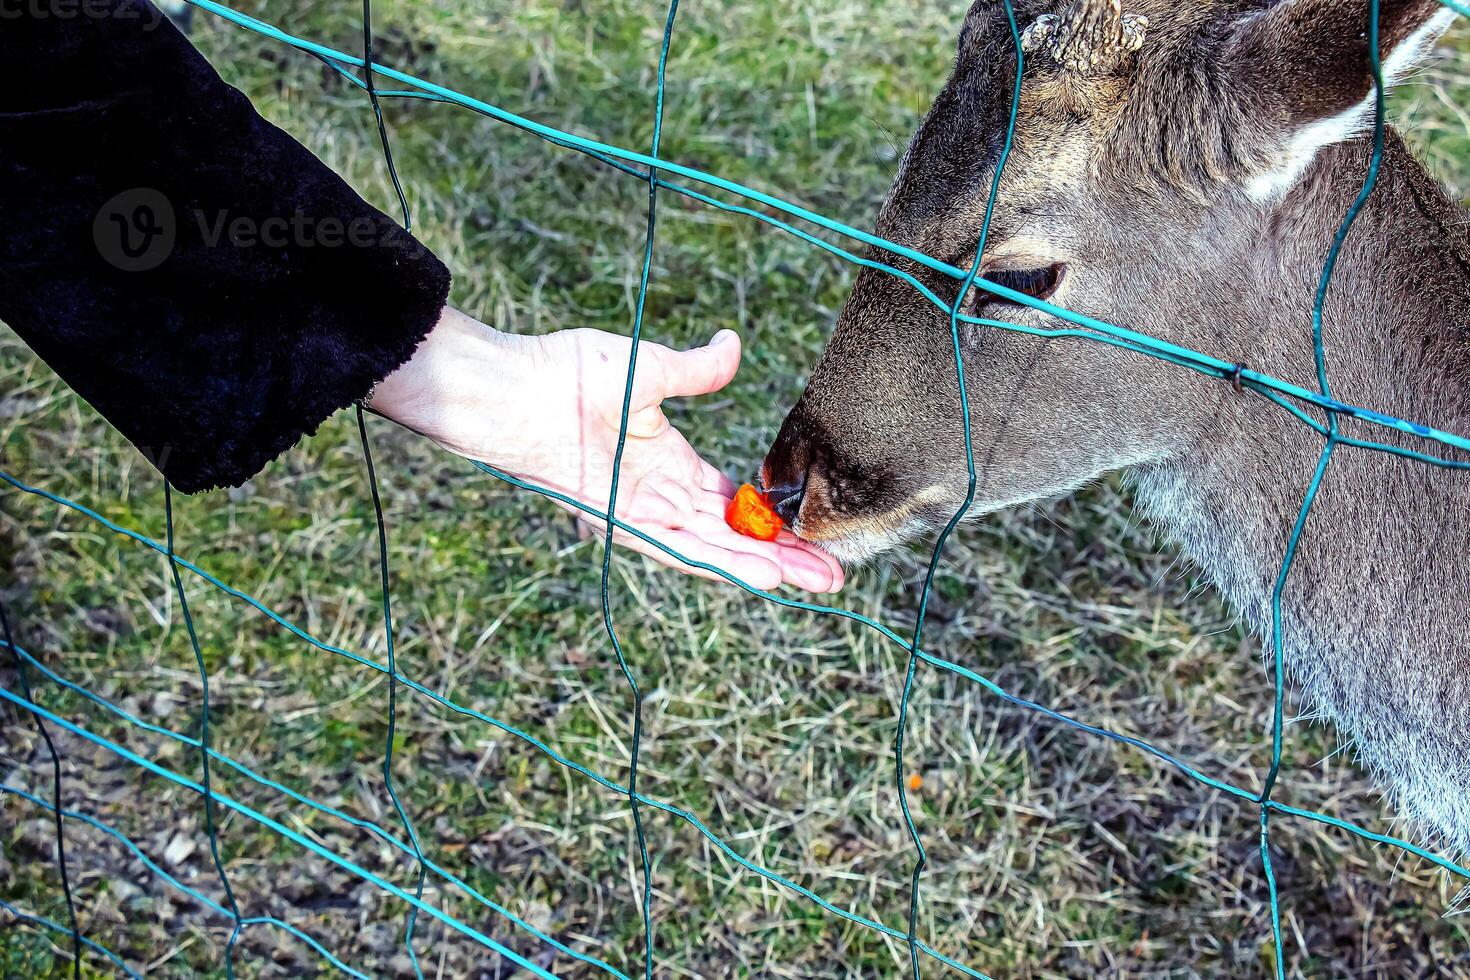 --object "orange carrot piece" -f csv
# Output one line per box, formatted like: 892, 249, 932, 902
725, 484, 783, 542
